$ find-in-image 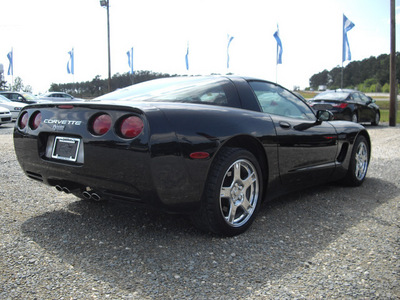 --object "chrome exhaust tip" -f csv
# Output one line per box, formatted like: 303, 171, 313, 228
82, 191, 92, 199
62, 187, 71, 194
55, 185, 63, 192
91, 193, 101, 201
